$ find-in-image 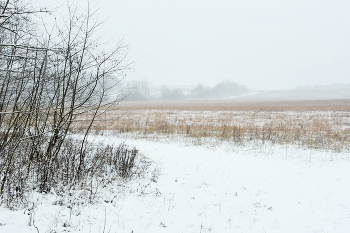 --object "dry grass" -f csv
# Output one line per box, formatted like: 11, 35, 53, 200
81, 99, 350, 151
117, 99, 350, 111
